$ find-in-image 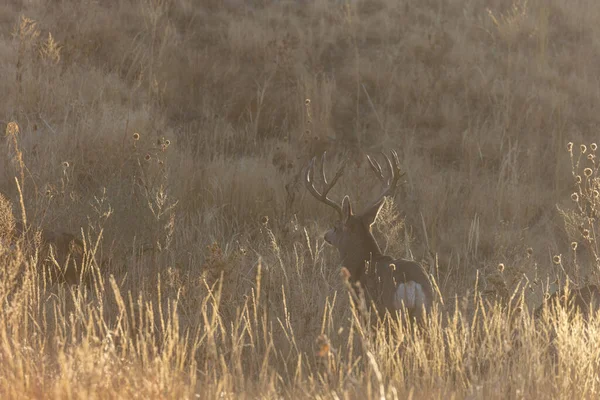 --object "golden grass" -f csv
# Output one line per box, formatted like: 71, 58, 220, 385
2, 0, 600, 398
